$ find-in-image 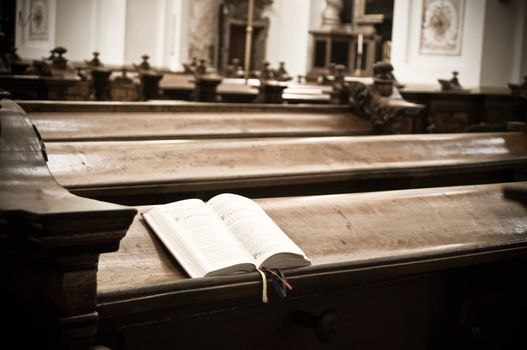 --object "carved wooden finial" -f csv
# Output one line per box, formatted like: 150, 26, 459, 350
226, 58, 245, 78
51, 46, 68, 69
372, 61, 402, 92
195, 59, 207, 76
86, 51, 103, 68
46, 49, 56, 60
137, 54, 151, 71
275, 61, 291, 81
508, 75, 527, 98
259, 60, 275, 81
54, 46, 67, 57
438, 71, 463, 91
